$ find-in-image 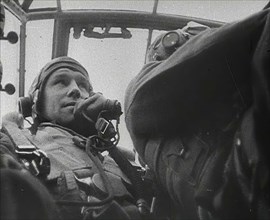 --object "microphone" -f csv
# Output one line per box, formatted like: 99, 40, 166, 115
0, 83, 16, 95
0, 31, 19, 44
